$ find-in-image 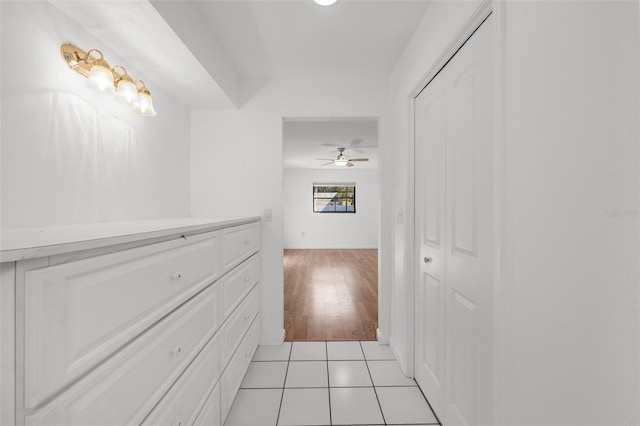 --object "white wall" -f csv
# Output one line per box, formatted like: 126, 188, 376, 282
498, 2, 638, 424
190, 77, 387, 345
283, 169, 379, 249
0, 1, 191, 228
383, 0, 484, 376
